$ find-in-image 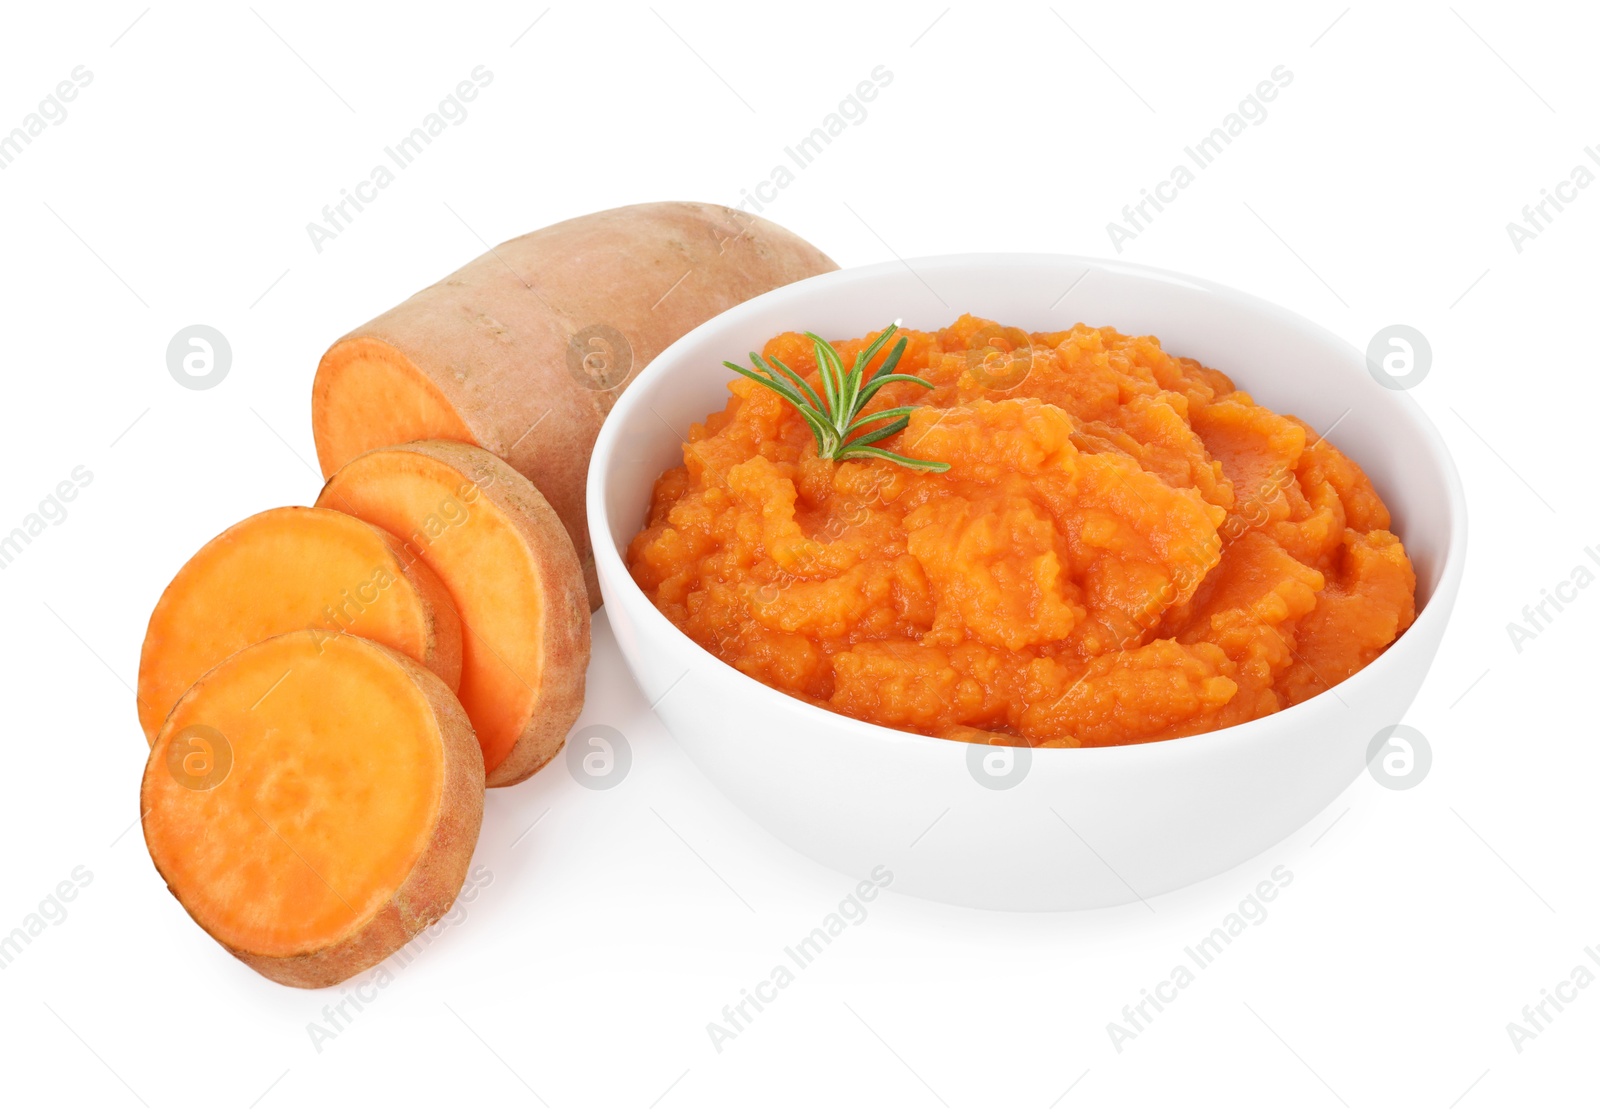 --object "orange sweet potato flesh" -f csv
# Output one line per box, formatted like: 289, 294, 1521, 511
629, 317, 1417, 748
136, 506, 462, 744
310, 201, 839, 608
317, 441, 589, 786
142, 630, 484, 989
